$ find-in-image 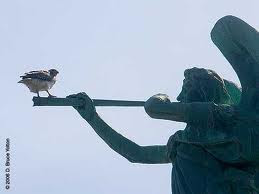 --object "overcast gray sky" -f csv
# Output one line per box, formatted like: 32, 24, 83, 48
0, 1, 258, 194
